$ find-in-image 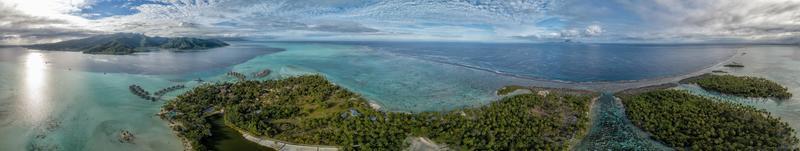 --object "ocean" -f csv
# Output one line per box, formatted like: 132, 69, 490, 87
0, 41, 795, 150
